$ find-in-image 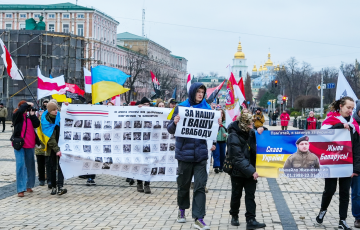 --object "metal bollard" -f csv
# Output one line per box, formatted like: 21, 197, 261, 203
293, 118, 297, 128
